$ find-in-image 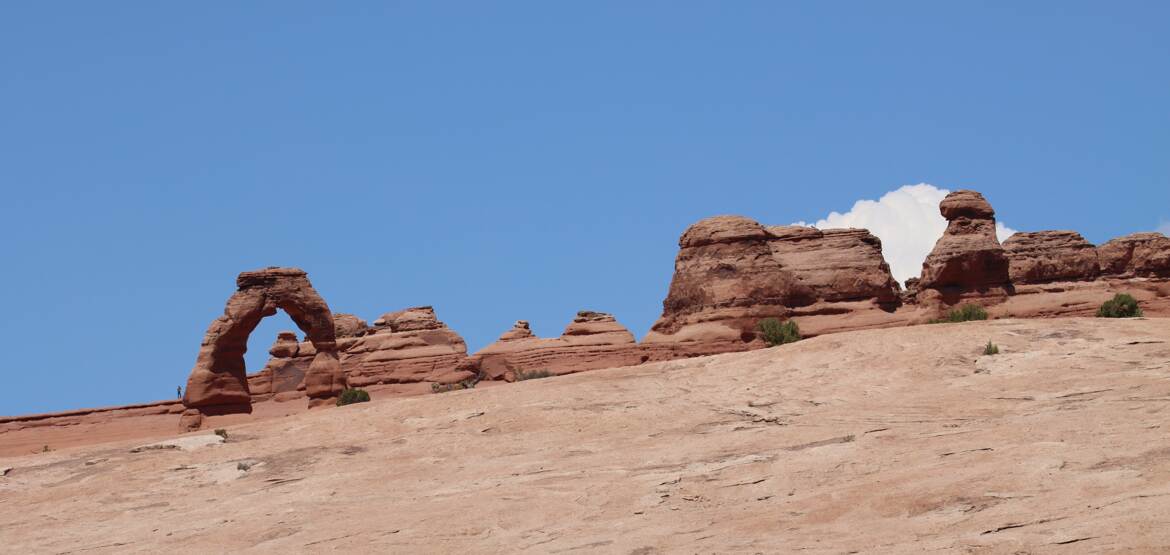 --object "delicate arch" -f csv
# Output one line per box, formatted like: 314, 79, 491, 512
180, 267, 344, 430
